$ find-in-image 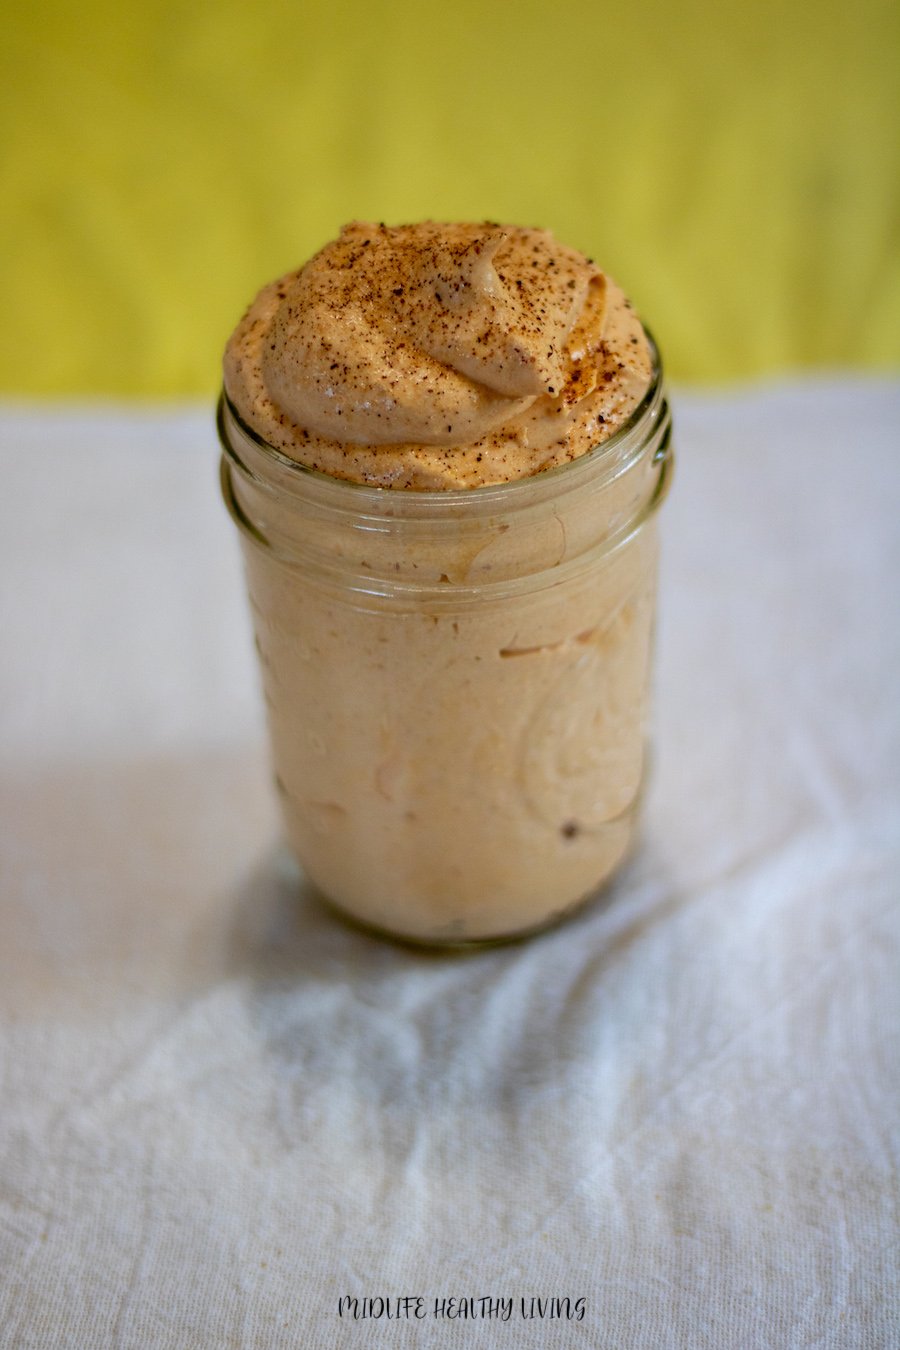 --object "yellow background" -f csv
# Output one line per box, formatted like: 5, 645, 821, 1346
2, 0, 898, 394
